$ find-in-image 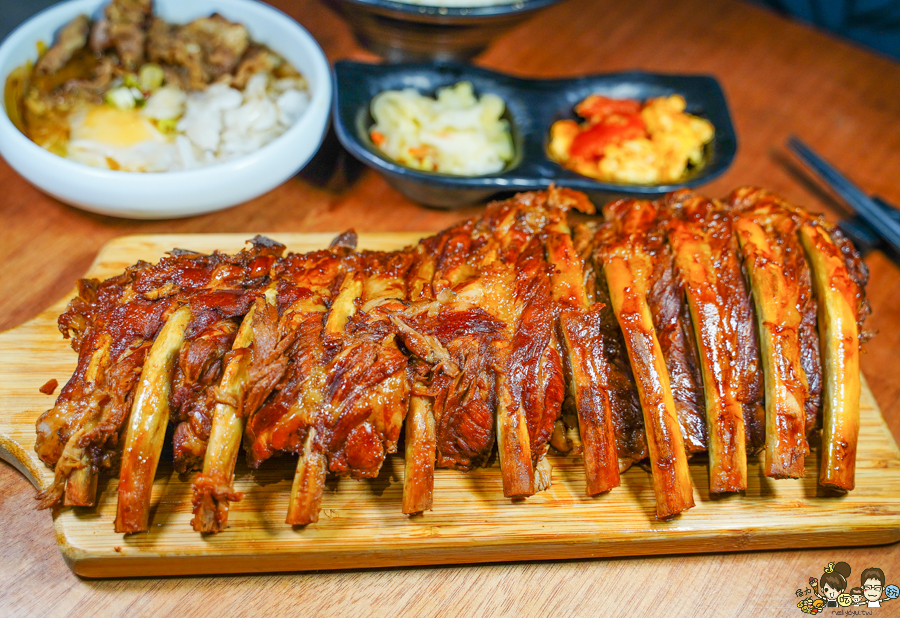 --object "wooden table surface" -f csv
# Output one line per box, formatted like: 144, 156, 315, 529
2, 0, 899, 615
